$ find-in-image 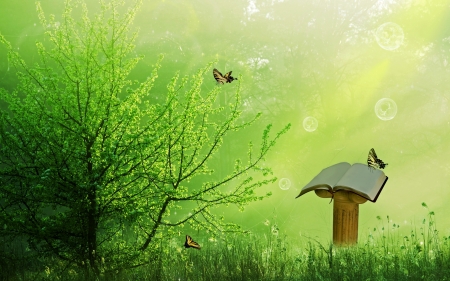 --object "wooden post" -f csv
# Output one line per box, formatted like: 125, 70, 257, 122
315, 190, 367, 246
